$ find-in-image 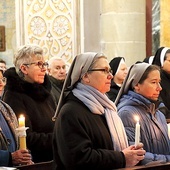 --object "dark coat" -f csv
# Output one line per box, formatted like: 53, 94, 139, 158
0, 100, 18, 166
48, 75, 64, 105
107, 80, 121, 102
117, 91, 170, 164
53, 92, 125, 170
3, 67, 56, 163
159, 70, 170, 118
